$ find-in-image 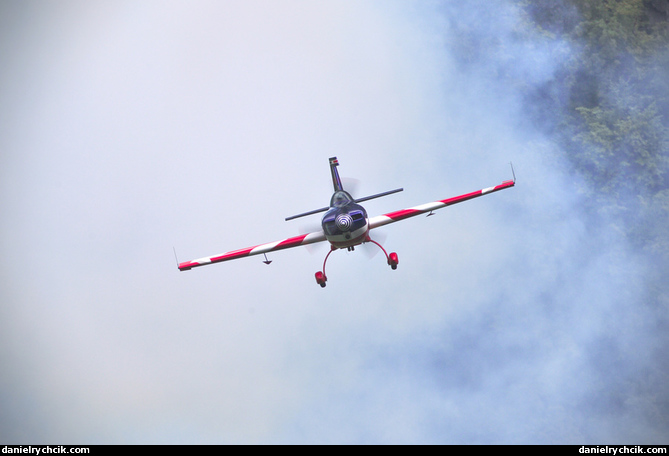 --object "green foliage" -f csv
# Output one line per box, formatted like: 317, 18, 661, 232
519, 0, 669, 257
513, 1, 669, 432
454, 1, 669, 257
445, 1, 669, 433
571, 0, 667, 58
574, 101, 668, 195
